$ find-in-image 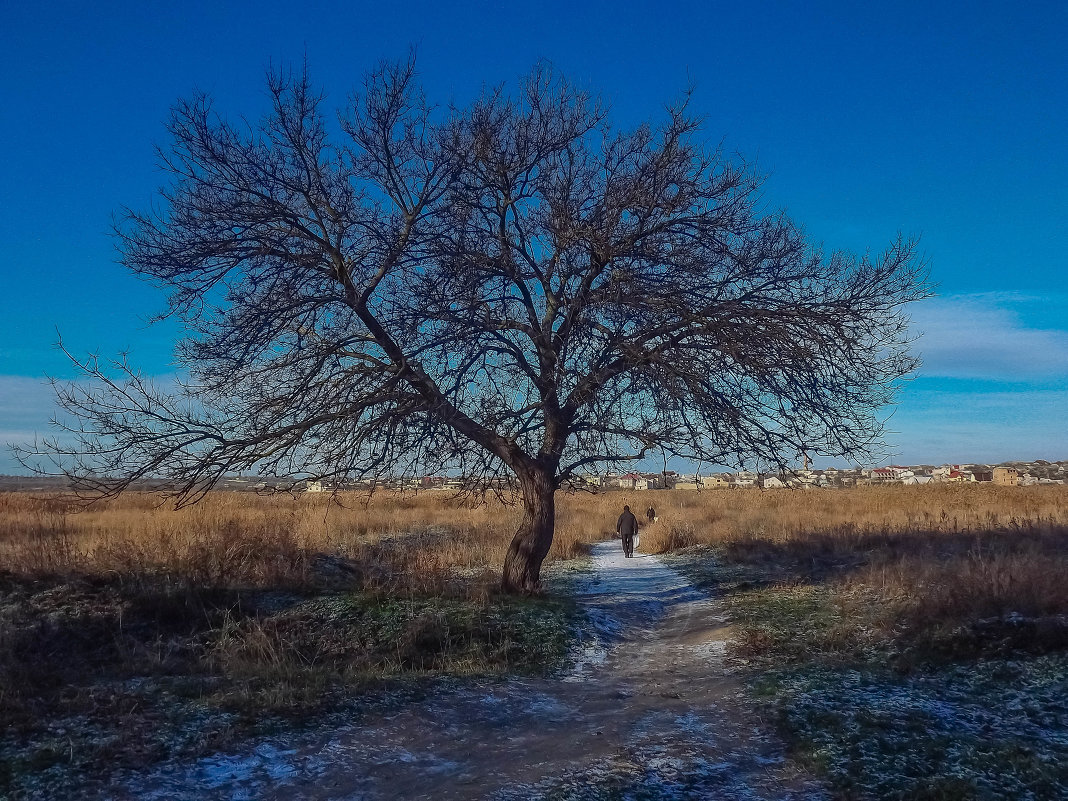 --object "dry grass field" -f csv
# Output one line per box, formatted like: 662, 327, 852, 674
0, 490, 601, 596
633, 483, 1068, 647
642, 484, 1068, 650
3, 483, 1068, 798
642, 484, 1068, 798
7, 482, 1066, 586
